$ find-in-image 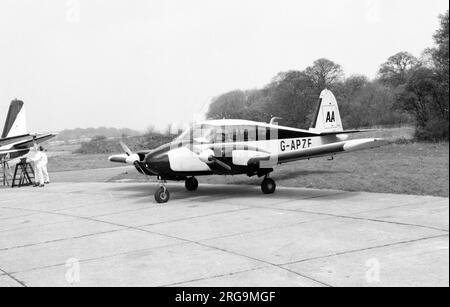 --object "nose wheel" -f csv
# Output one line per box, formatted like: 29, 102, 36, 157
185, 177, 198, 191
261, 177, 276, 194
154, 179, 170, 203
